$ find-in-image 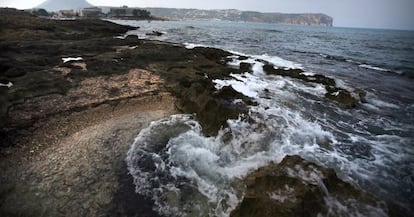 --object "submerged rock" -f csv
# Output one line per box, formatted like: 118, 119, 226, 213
146, 31, 164, 36
231, 155, 390, 217
325, 87, 358, 108
263, 63, 359, 108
